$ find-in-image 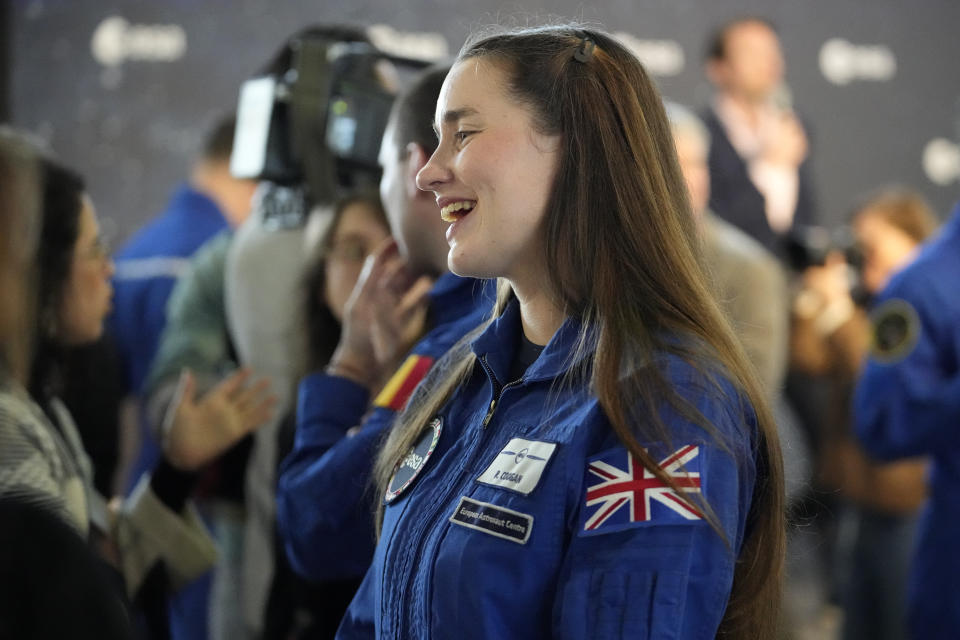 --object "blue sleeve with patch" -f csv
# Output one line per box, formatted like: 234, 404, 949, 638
276, 372, 388, 582
854, 273, 960, 460
553, 390, 756, 639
